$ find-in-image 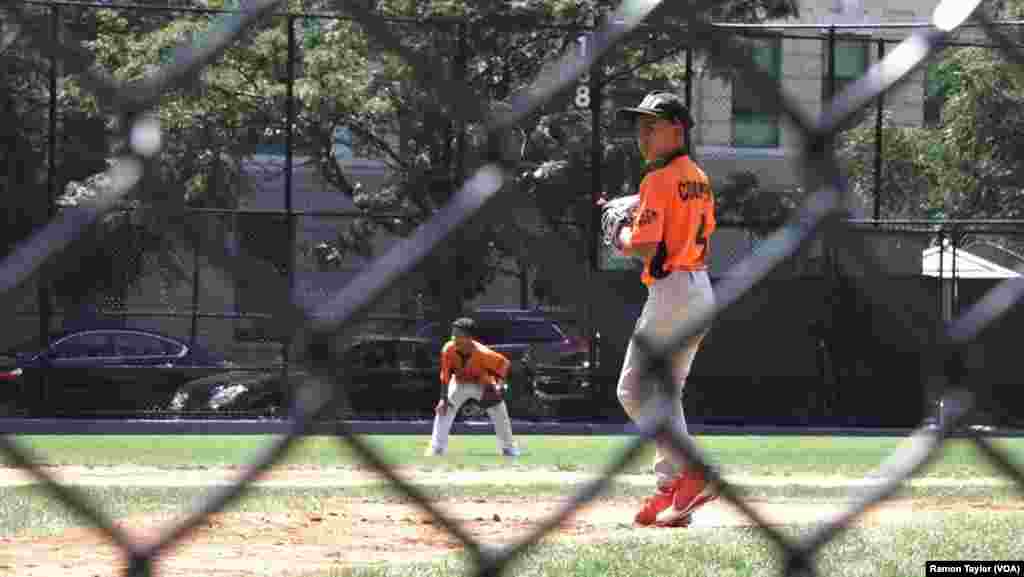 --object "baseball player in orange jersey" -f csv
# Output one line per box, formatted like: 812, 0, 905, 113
613, 92, 718, 527
425, 317, 521, 457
